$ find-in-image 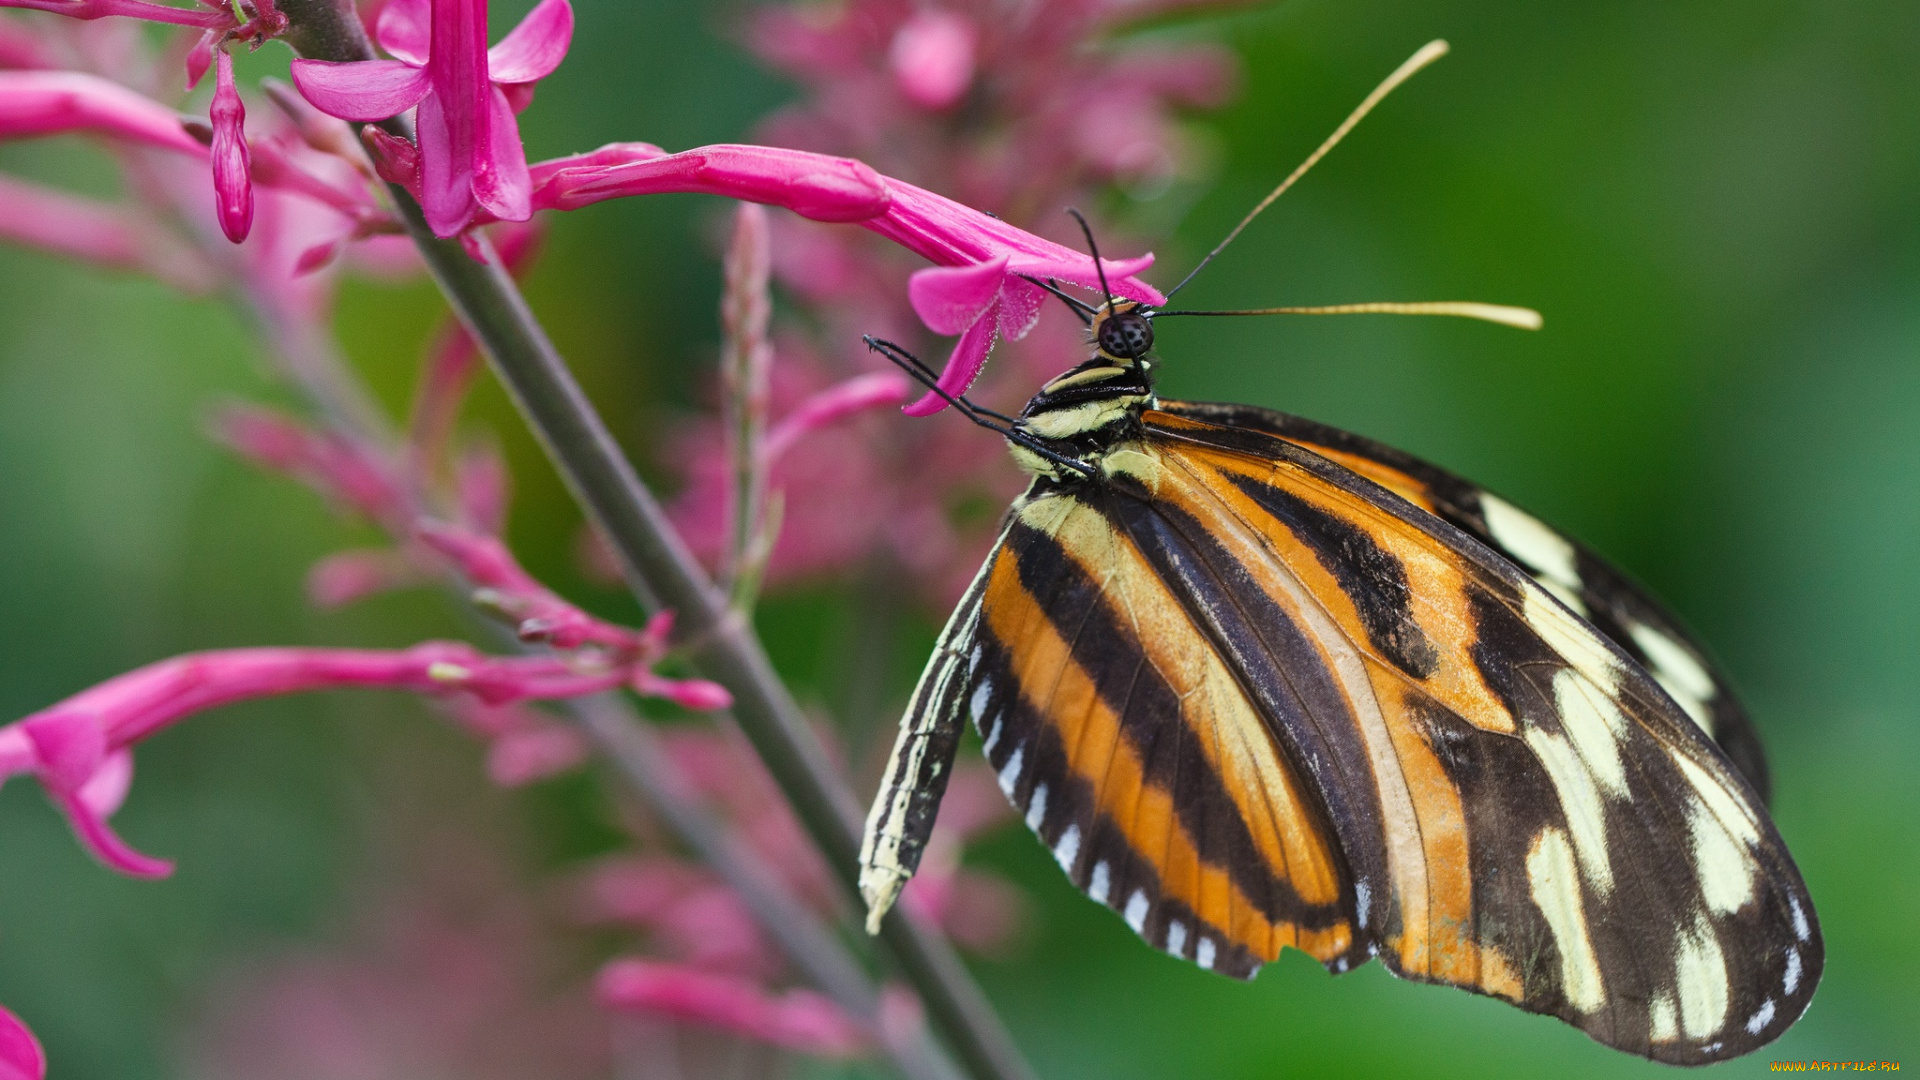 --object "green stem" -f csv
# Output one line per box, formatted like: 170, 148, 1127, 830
269, 9, 1038, 1078
403, 215, 1036, 1080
